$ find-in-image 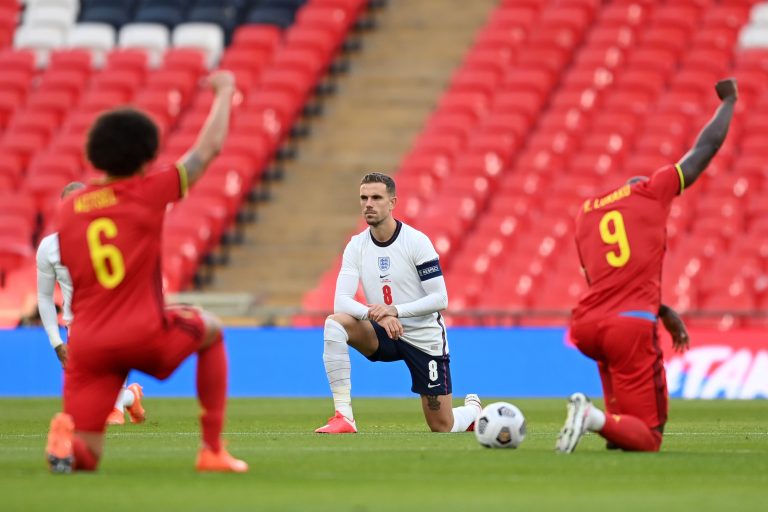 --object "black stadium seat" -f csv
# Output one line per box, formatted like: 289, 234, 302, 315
134, 5, 185, 28
245, 7, 296, 29
79, 6, 132, 29
187, 6, 240, 43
